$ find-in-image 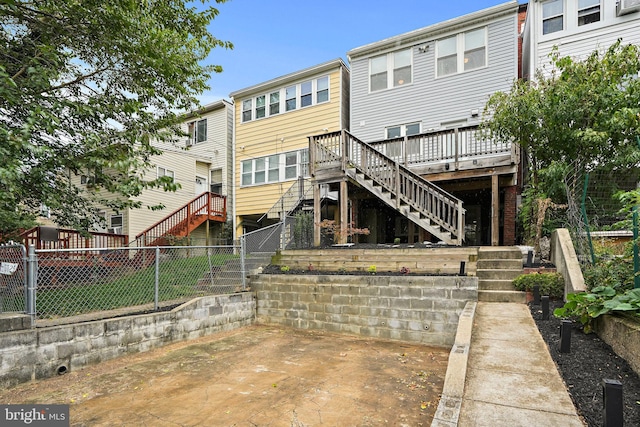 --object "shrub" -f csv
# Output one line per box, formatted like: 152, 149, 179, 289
512, 272, 564, 299
280, 266, 290, 272
582, 257, 634, 293
368, 265, 377, 275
